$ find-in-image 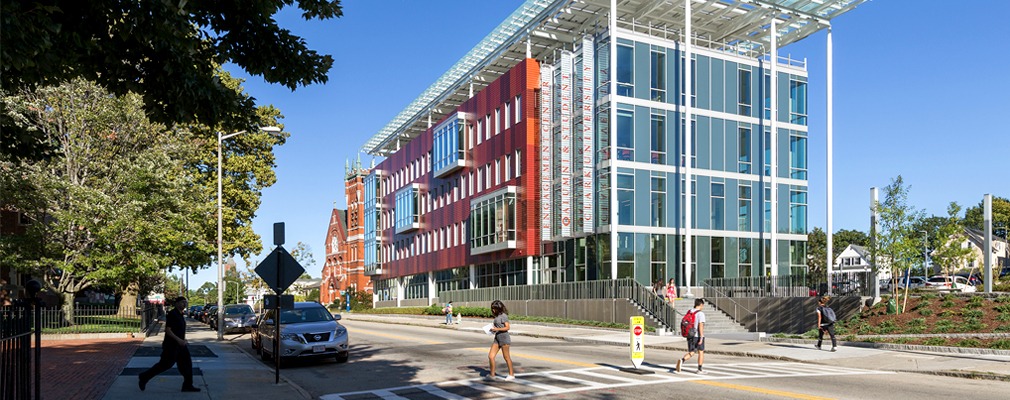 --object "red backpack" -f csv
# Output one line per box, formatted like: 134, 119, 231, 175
681, 310, 698, 338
